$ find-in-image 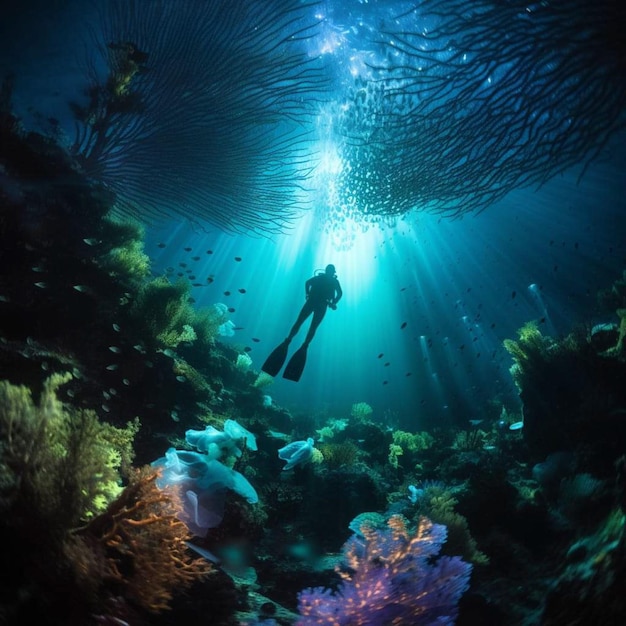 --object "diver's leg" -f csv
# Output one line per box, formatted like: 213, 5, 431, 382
303, 306, 327, 346
288, 301, 314, 341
